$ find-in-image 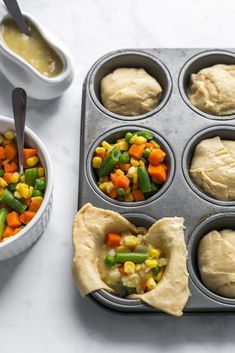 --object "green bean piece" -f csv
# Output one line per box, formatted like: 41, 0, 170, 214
0, 208, 8, 238
7, 184, 17, 193
140, 156, 147, 164
115, 252, 148, 263
1, 189, 27, 214
124, 286, 136, 296
104, 255, 116, 266
136, 131, 153, 140
117, 188, 126, 197
143, 148, 151, 158
119, 152, 130, 164
98, 147, 121, 177
143, 181, 160, 198
125, 132, 133, 143
32, 189, 42, 197
35, 178, 46, 191
151, 266, 161, 276
25, 168, 38, 186
137, 166, 152, 193
0, 168, 4, 177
